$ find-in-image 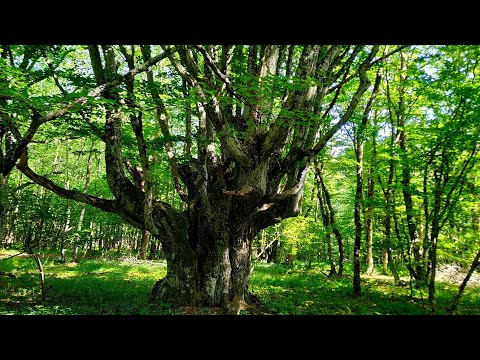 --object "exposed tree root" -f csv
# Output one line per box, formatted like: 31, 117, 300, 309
224, 297, 269, 315
150, 282, 275, 315
149, 278, 163, 303
230, 292, 275, 315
